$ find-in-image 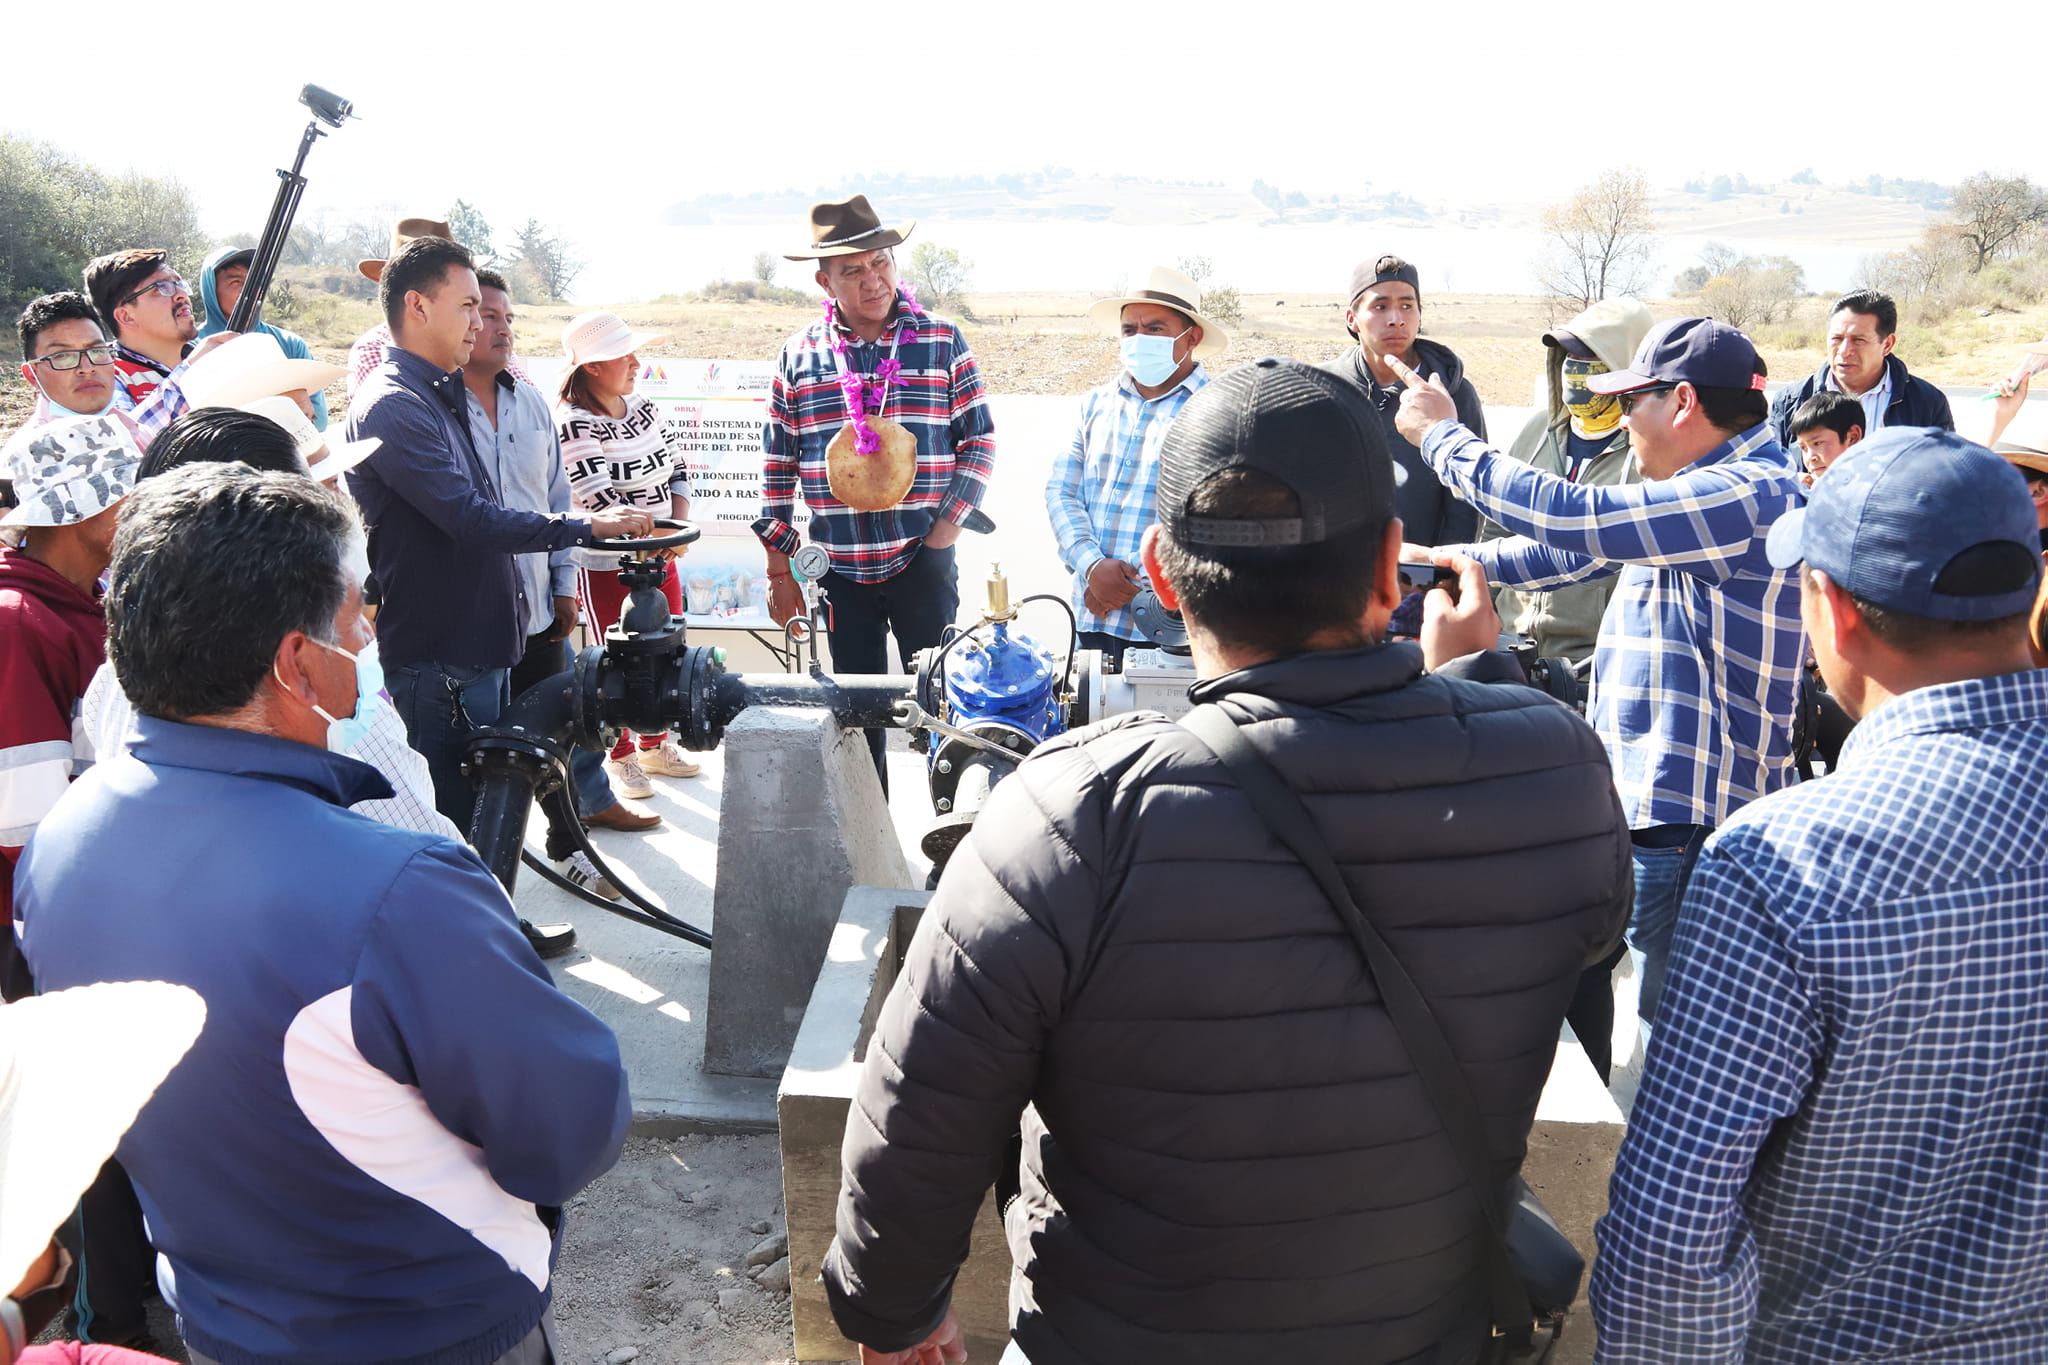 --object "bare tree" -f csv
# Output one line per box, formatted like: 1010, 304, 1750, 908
751, 250, 777, 285
1175, 255, 1214, 288
1951, 173, 2048, 272
507, 218, 585, 302
905, 242, 972, 309
1698, 255, 1807, 330
1535, 167, 1657, 311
